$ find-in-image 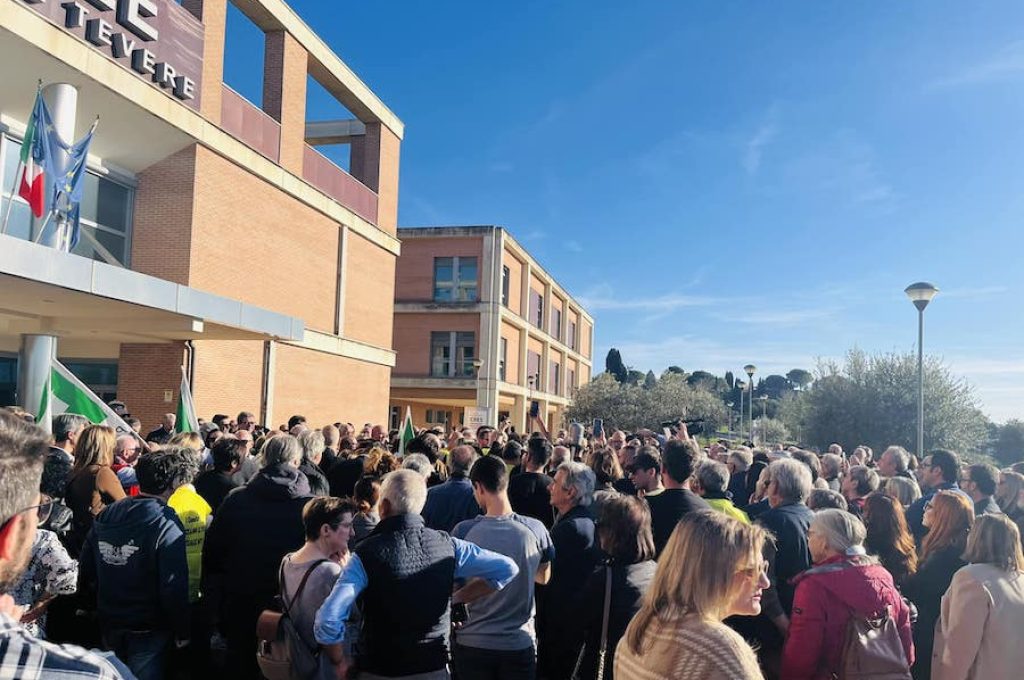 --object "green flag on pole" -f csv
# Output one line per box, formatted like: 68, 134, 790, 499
49, 359, 132, 434
175, 367, 199, 434
398, 406, 415, 457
